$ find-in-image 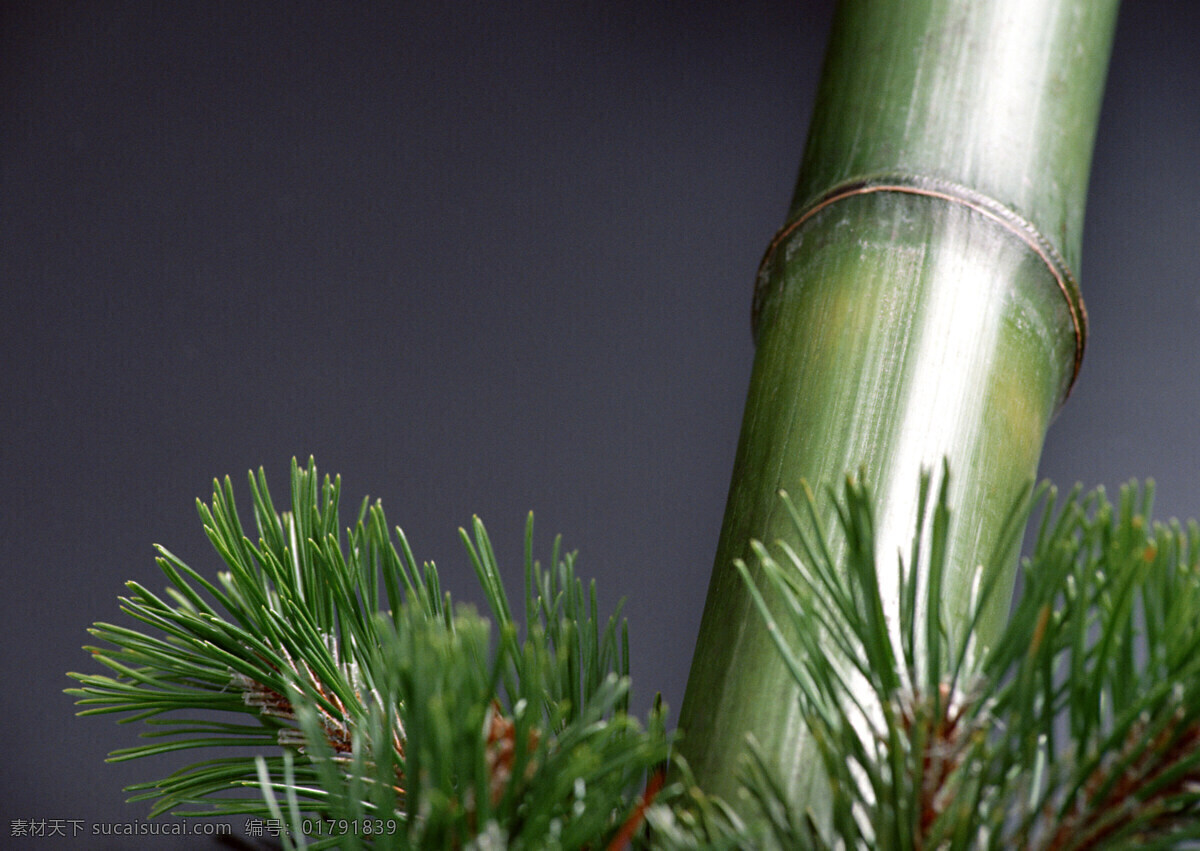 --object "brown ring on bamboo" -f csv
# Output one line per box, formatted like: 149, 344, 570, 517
753, 174, 1087, 401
